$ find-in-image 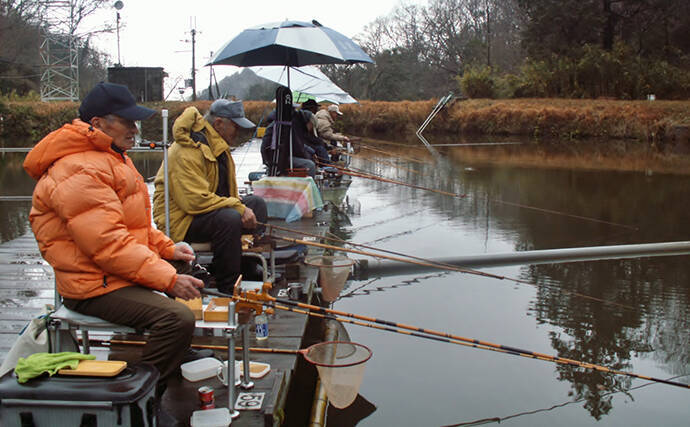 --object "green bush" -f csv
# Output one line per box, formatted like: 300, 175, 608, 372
514, 43, 690, 99
458, 66, 496, 99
